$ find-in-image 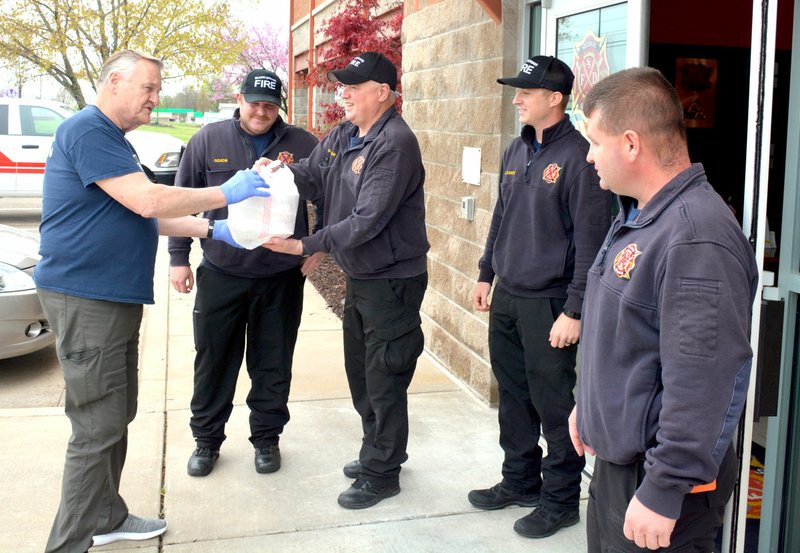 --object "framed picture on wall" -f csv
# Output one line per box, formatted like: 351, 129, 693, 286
675, 58, 717, 128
